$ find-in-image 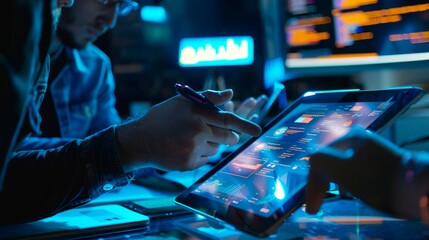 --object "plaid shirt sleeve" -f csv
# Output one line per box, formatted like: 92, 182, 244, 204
0, 126, 130, 224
